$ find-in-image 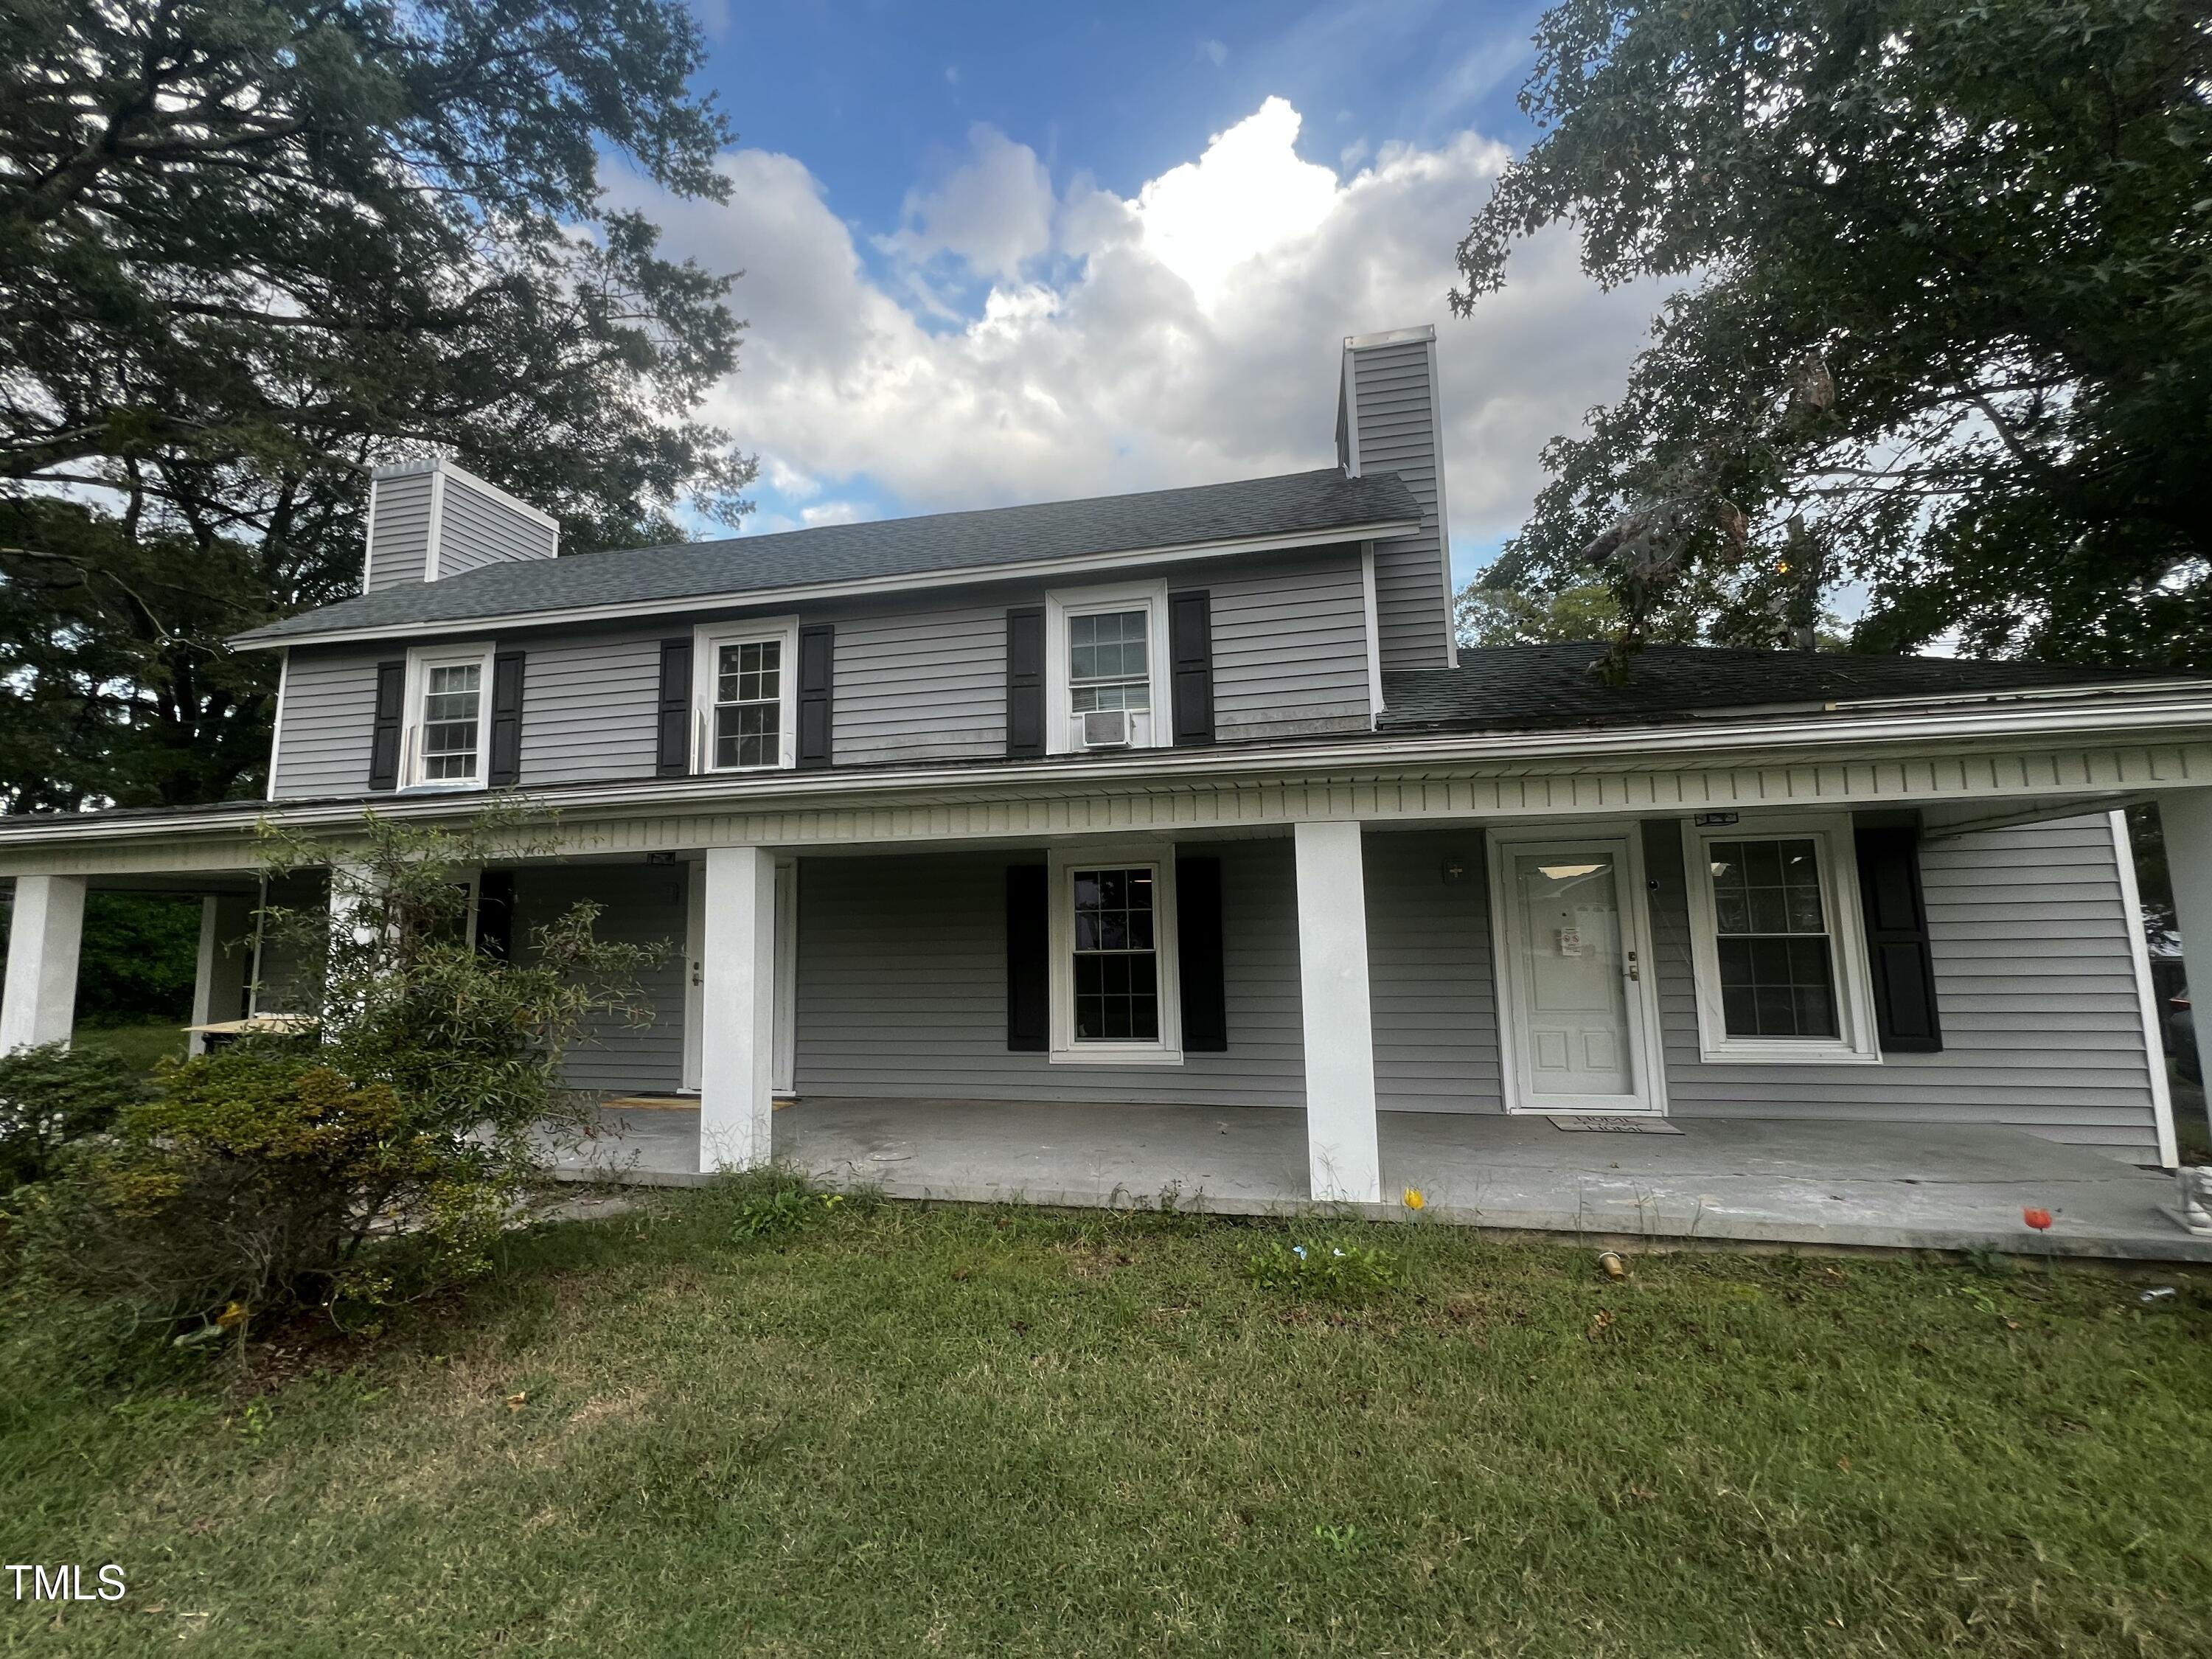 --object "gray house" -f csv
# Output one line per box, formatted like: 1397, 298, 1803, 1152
5, 324, 2211, 1239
